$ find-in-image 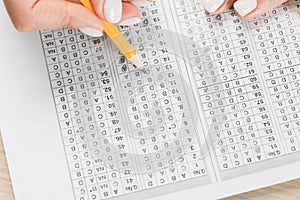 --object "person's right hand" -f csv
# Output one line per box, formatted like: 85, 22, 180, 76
3, 0, 152, 37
